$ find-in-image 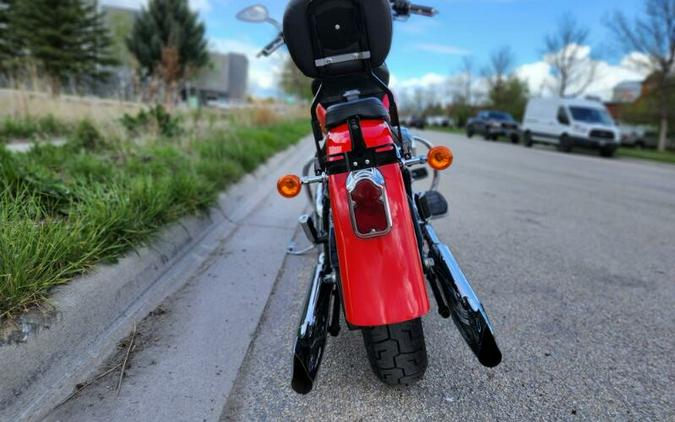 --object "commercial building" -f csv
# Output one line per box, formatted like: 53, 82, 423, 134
189, 53, 249, 103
